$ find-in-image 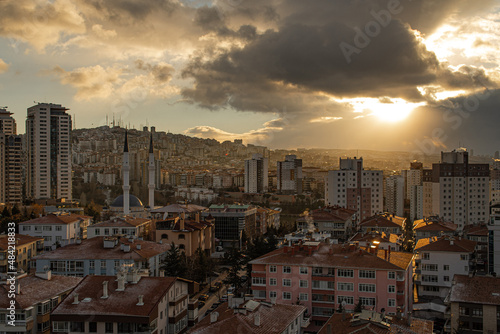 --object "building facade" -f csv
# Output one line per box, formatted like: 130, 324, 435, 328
0, 234, 43, 276
0, 108, 22, 204
244, 153, 268, 194
277, 155, 303, 194
26, 103, 72, 201
325, 157, 383, 223
385, 175, 405, 217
